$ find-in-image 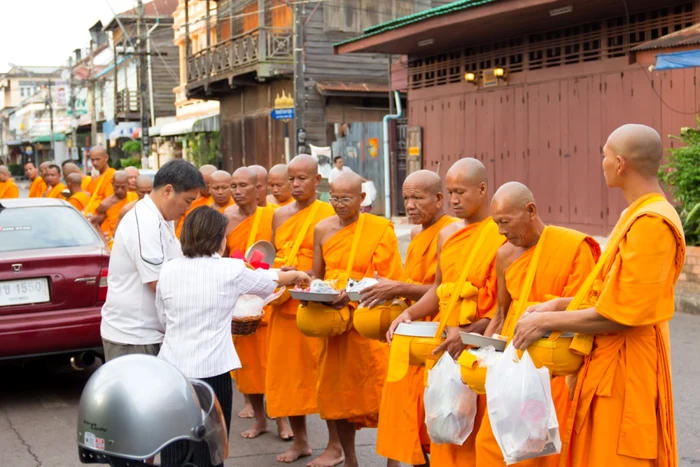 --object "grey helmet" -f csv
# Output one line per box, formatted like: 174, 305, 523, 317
77, 355, 228, 467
